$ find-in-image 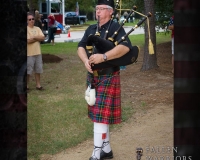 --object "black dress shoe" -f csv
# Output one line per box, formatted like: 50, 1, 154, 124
89, 157, 99, 160
100, 150, 113, 159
